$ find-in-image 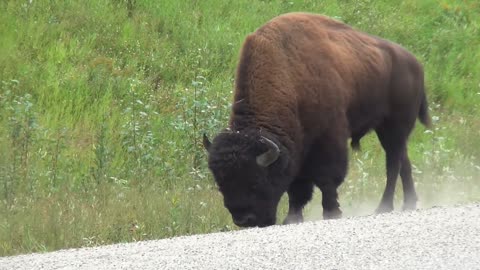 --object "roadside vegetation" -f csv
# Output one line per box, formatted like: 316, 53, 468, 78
1, 0, 479, 256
